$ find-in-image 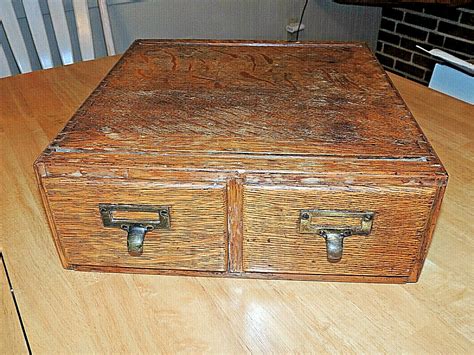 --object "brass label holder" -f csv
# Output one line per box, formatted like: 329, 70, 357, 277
99, 204, 170, 256
299, 209, 375, 263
